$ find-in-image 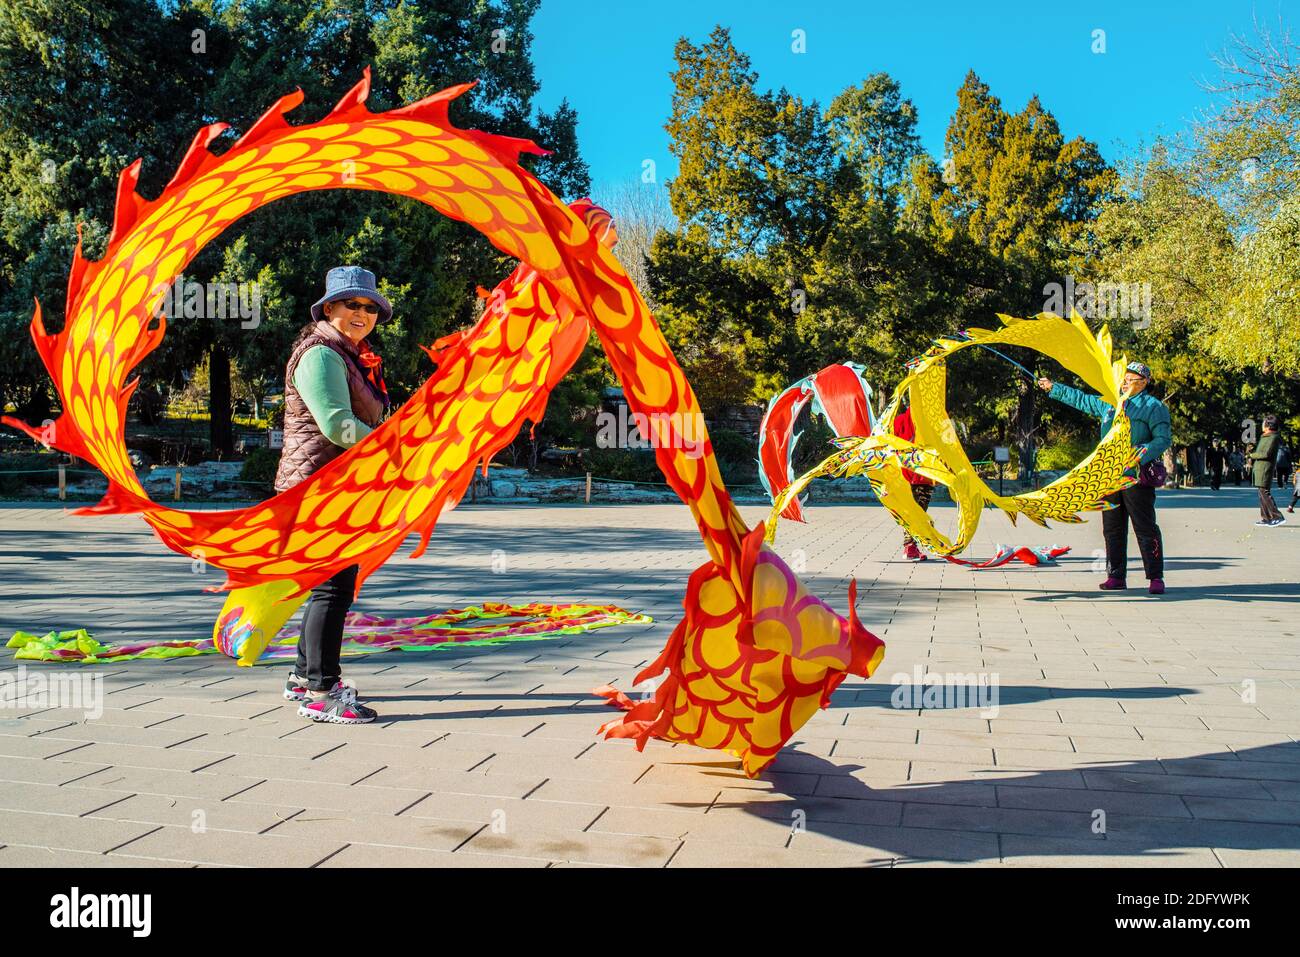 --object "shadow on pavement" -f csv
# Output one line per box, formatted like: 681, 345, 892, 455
1023, 582, 1300, 603
831, 683, 1195, 707
363, 679, 1300, 864
1154, 487, 1282, 510
698, 741, 1300, 864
